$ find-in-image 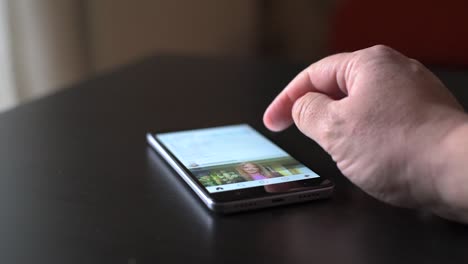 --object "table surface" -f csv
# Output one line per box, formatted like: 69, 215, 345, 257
1, 56, 468, 264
